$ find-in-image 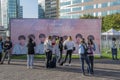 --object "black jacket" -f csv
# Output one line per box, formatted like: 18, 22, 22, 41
27, 42, 36, 55
3, 41, 12, 51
